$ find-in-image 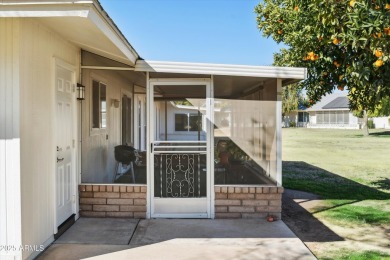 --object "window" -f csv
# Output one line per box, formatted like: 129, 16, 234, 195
92, 80, 107, 129
175, 113, 202, 131
298, 112, 309, 123
121, 94, 132, 145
